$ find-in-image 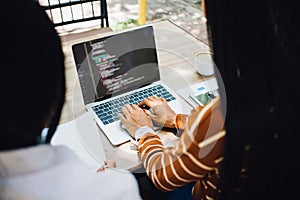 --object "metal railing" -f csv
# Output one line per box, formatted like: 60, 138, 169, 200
37, 0, 109, 28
